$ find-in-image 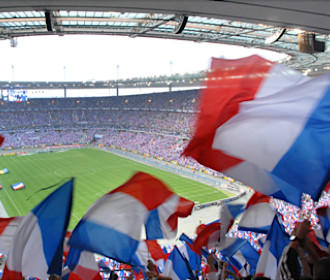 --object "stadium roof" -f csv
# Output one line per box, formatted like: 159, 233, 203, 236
0, 0, 329, 79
